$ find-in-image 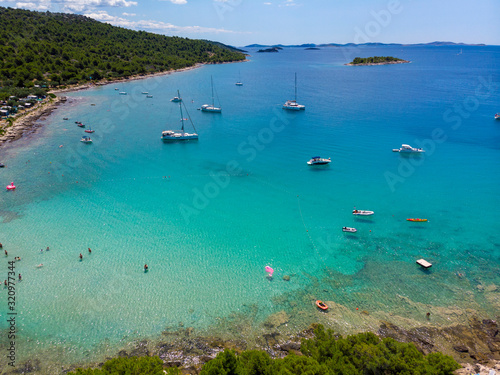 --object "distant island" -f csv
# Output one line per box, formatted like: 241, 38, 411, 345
305, 47, 320, 50
346, 56, 410, 66
257, 47, 281, 53
245, 41, 485, 48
